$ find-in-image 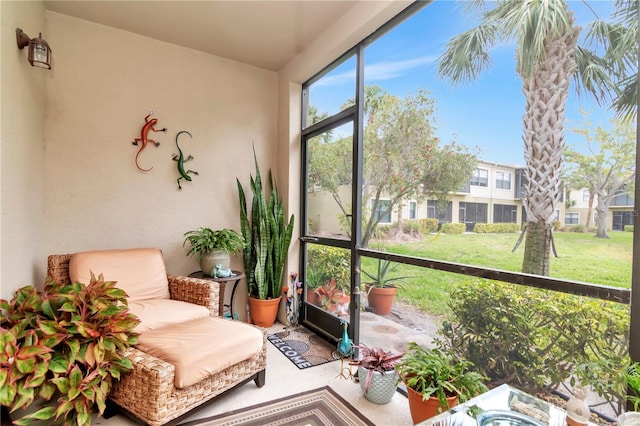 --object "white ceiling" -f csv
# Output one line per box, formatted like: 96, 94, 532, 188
44, 1, 359, 72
